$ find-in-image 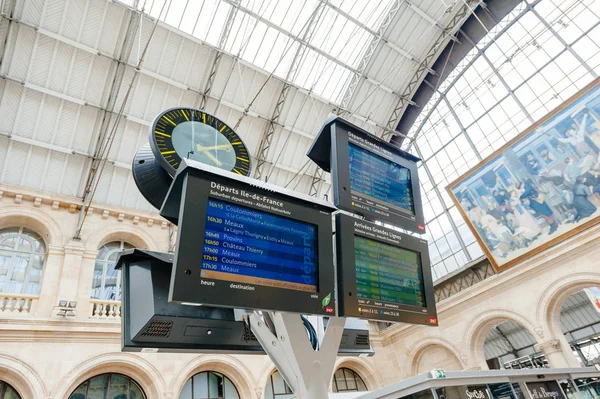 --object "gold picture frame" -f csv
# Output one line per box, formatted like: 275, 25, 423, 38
447, 77, 600, 272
